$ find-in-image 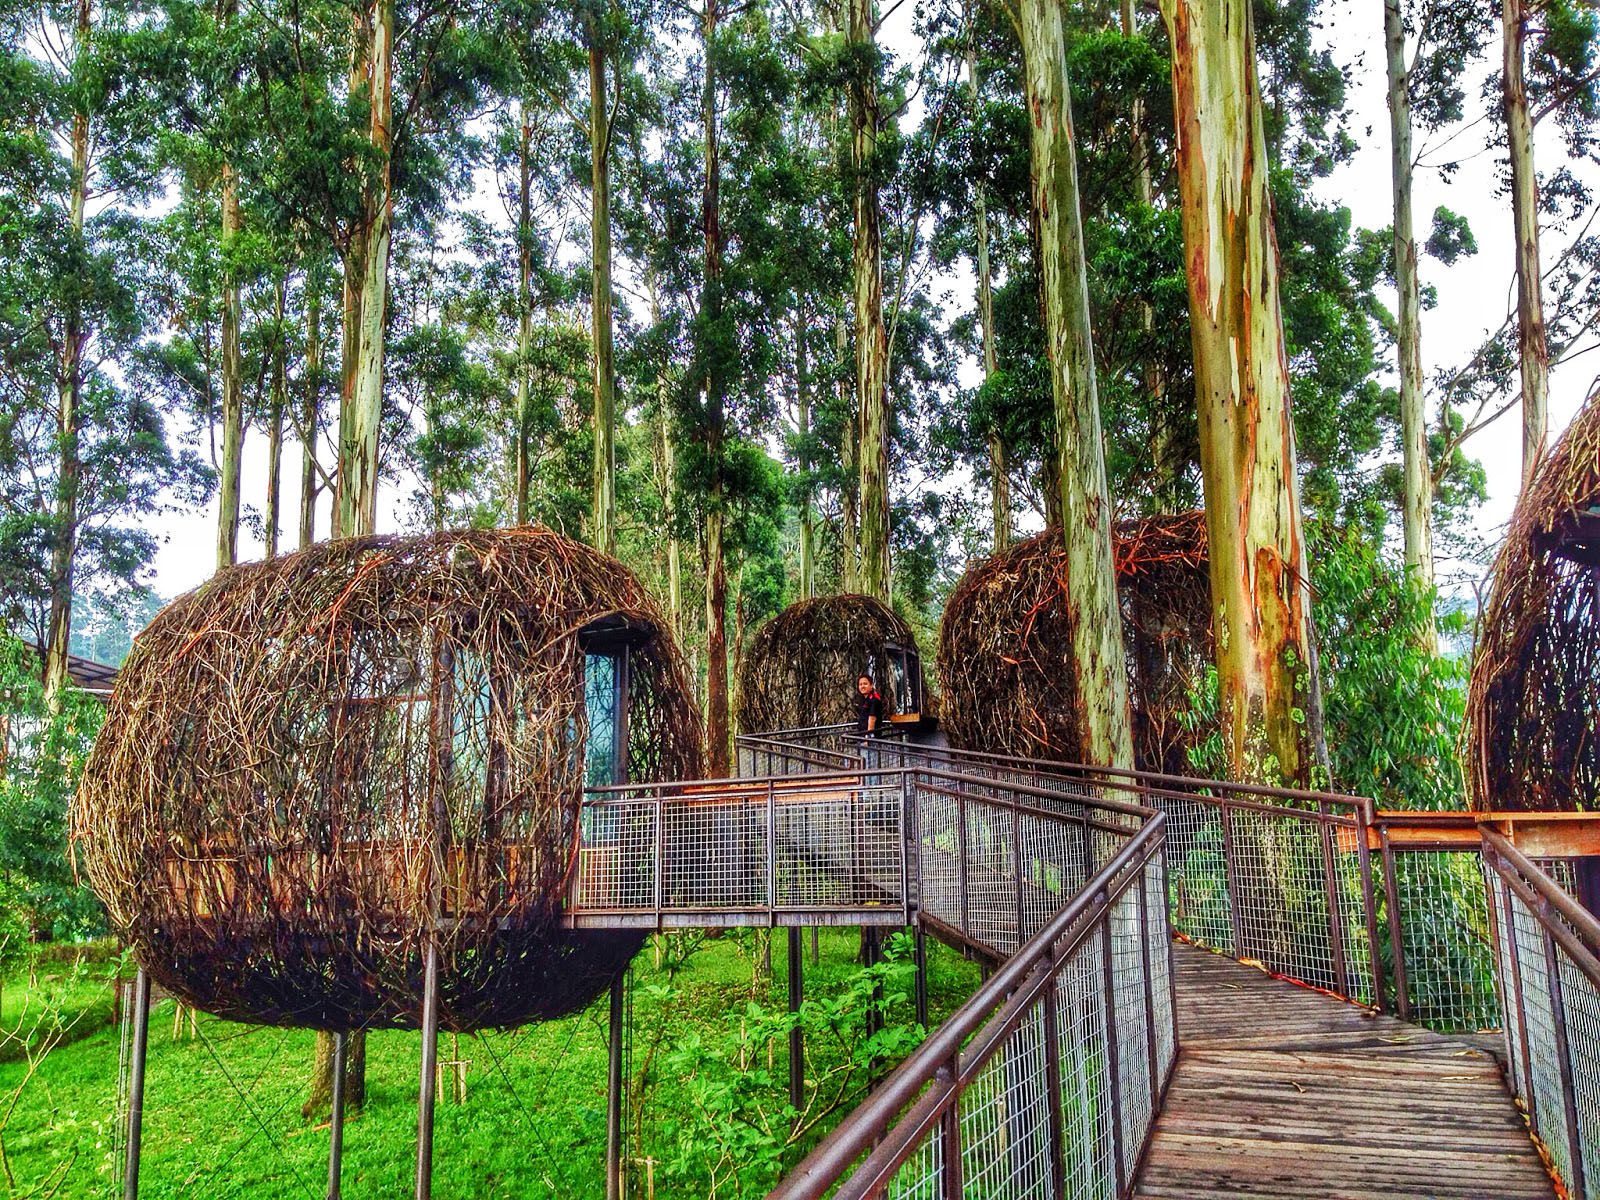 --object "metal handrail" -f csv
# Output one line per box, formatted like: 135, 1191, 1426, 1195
853, 736, 1373, 812
769, 812, 1170, 1200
